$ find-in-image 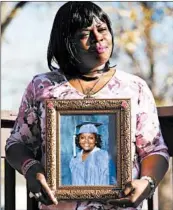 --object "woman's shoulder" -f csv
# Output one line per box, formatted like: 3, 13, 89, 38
115, 69, 149, 90
94, 148, 109, 158
116, 69, 147, 85
32, 69, 66, 85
